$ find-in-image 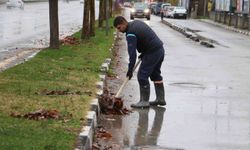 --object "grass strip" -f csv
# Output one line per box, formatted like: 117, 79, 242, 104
0, 25, 114, 149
